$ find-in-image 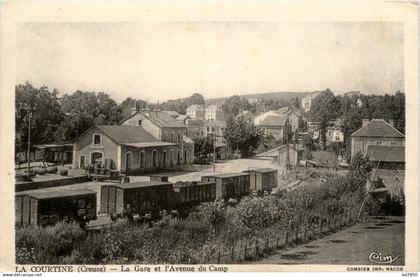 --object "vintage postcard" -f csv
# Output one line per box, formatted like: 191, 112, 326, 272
0, 0, 418, 273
